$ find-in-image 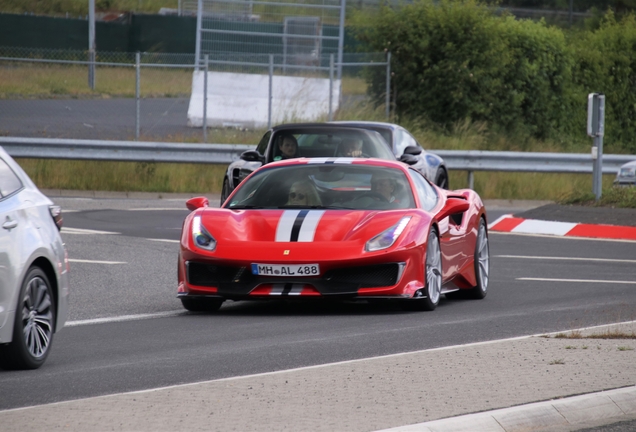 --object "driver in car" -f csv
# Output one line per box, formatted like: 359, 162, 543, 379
370, 174, 400, 204
337, 138, 364, 157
